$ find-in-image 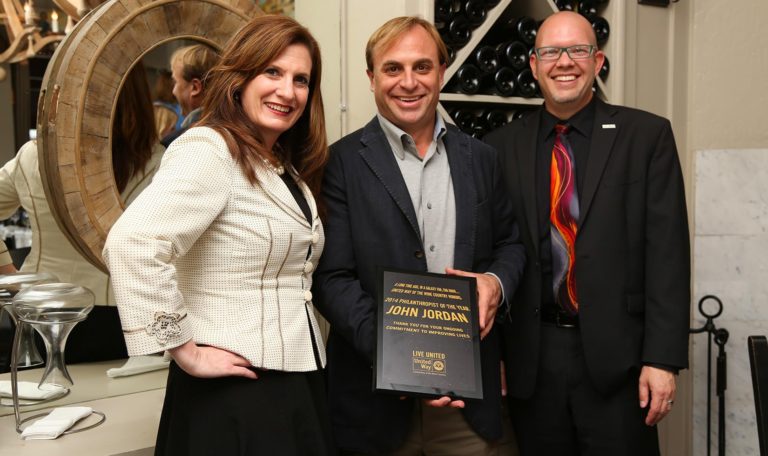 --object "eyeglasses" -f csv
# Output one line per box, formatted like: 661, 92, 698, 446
534, 45, 595, 61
